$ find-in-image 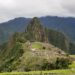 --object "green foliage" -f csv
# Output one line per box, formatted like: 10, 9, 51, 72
0, 43, 24, 72
0, 69, 75, 75
41, 59, 55, 70
5, 43, 23, 60
12, 32, 26, 43
69, 42, 75, 54
19, 56, 70, 71
55, 58, 70, 69
41, 58, 70, 70
46, 29, 69, 52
